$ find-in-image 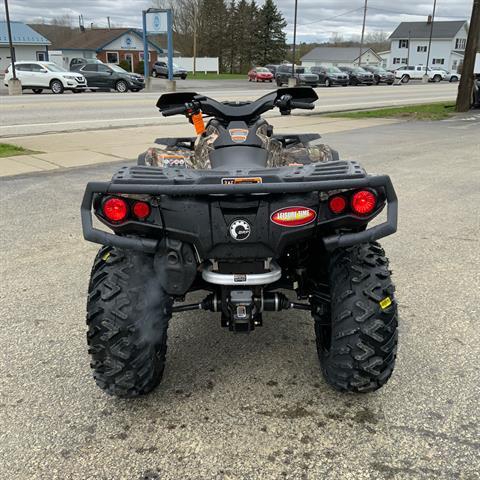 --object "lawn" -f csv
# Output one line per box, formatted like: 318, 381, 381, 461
186, 72, 247, 80
328, 103, 456, 121
0, 143, 38, 158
